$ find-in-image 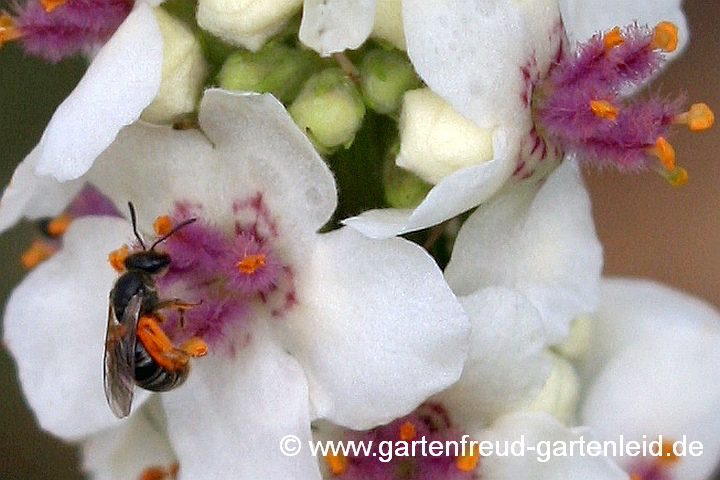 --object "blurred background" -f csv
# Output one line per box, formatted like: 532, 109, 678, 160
0, 1, 718, 478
